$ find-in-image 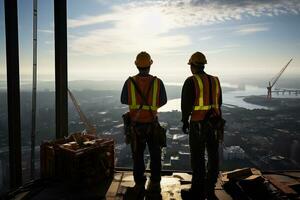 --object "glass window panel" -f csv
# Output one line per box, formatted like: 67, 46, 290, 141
18, 0, 55, 182
0, 0, 10, 194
